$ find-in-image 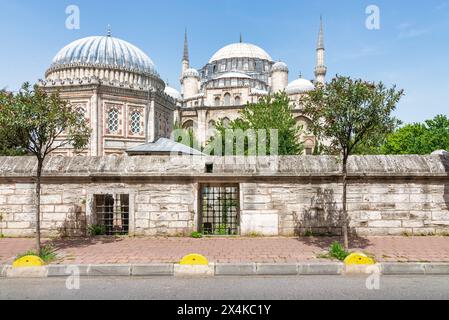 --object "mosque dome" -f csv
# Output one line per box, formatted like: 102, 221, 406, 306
164, 86, 182, 100
182, 68, 200, 78
286, 78, 315, 94
209, 43, 272, 63
271, 61, 289, 73
48, 35, 158, 76
44, 34, 165, 90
